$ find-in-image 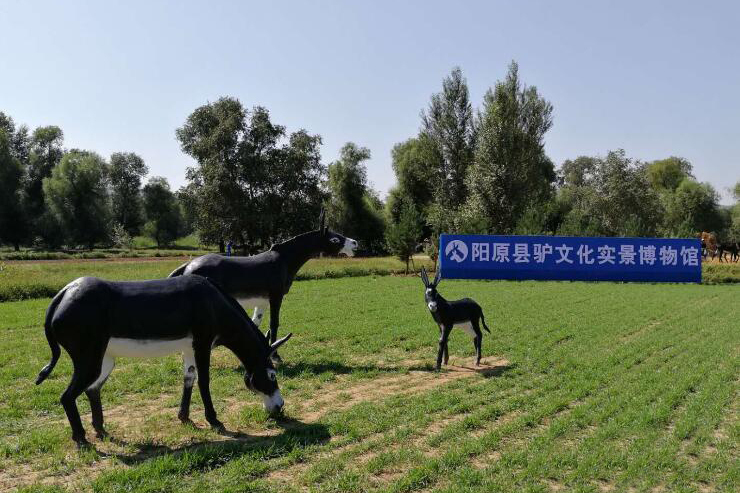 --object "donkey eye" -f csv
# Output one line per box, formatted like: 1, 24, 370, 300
330, 238, 341, 244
